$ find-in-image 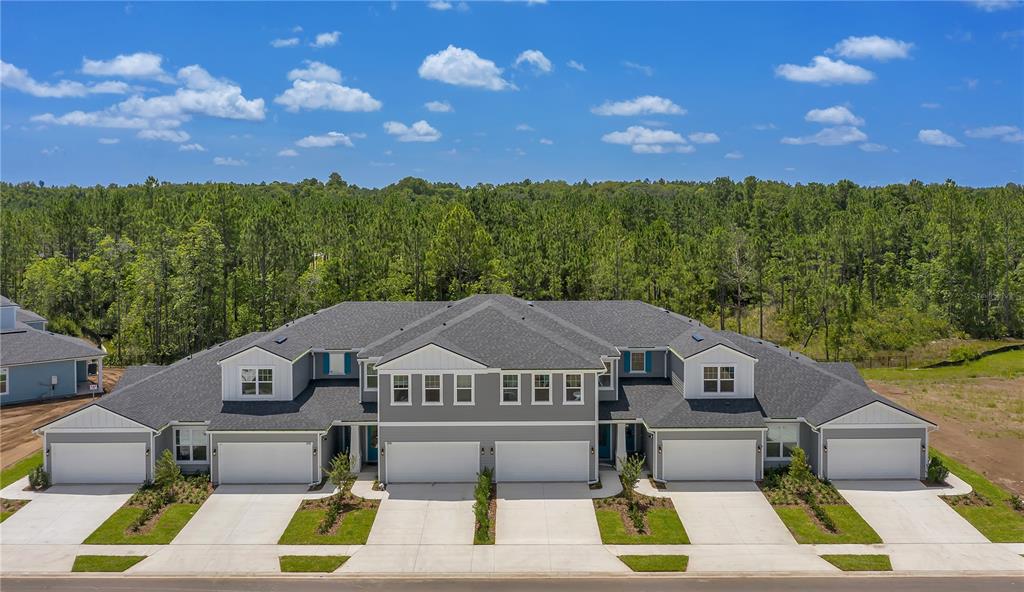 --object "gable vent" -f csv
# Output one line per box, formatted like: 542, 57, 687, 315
692, 333, 705, 342
274, 336, 288, 344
